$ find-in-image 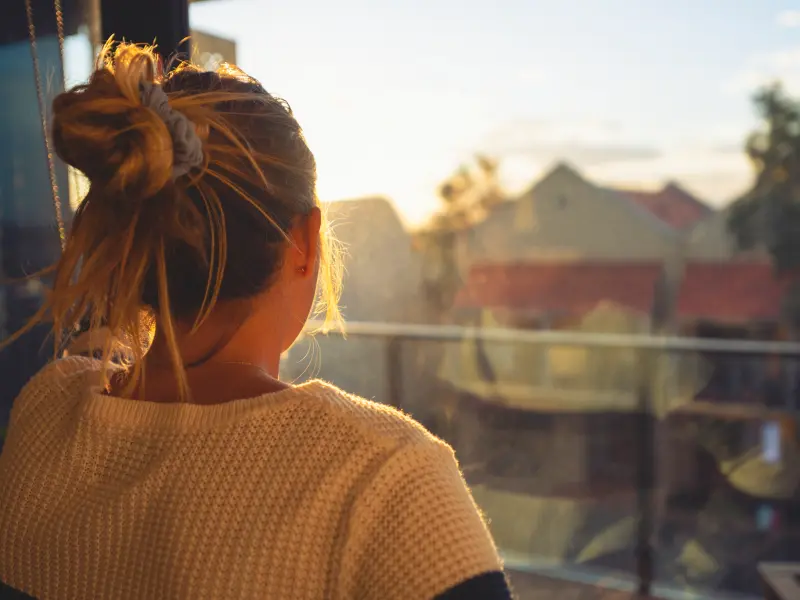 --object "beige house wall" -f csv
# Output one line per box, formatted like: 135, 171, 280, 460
325, 197, 424, 324
683, 207, 769, 261
282, 197, 430, 401
461, 164, 682, 267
